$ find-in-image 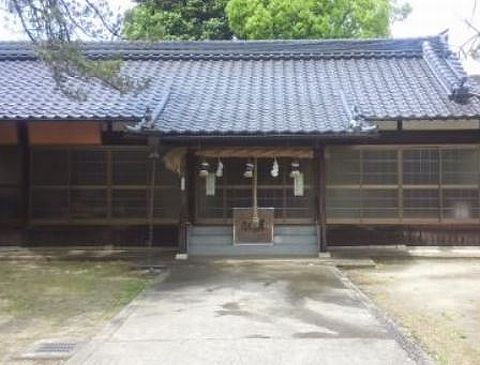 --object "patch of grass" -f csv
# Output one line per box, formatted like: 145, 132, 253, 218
0, 259, 153, 363
0, 260, 148, 319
